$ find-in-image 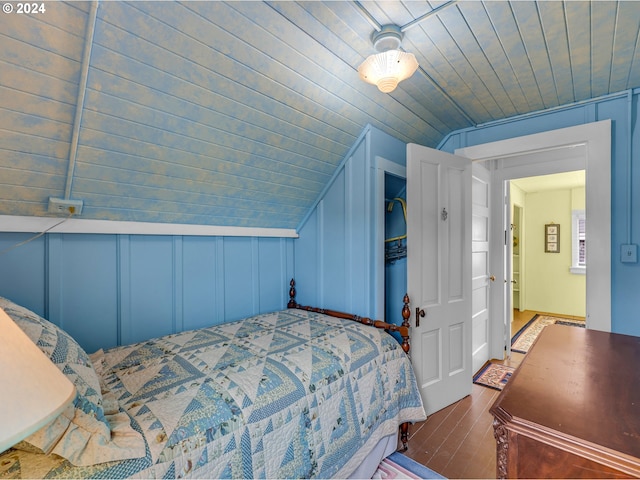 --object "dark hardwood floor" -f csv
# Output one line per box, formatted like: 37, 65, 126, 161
401, 310, 583, 478
403, 383, 504, 479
